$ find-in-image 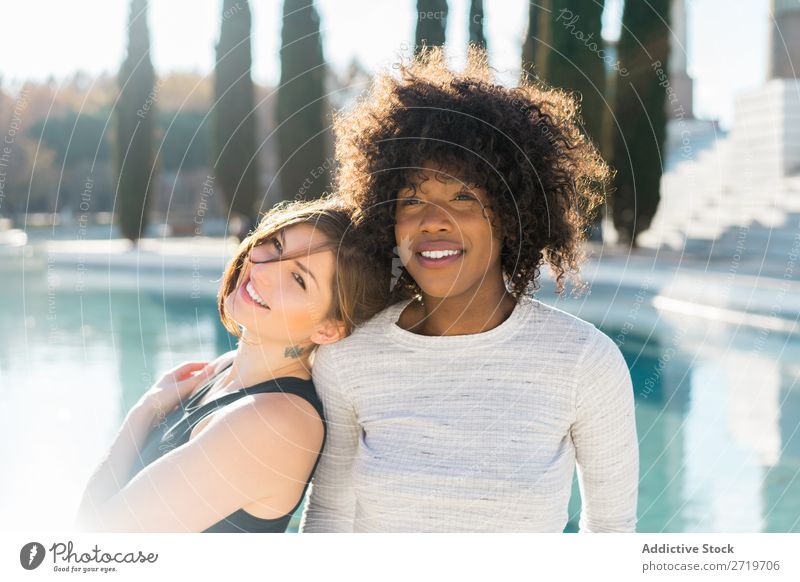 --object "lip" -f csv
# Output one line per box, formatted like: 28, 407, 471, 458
414, 247, 465, 270
415, 240, 465, 253
239, 276, 270, 310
